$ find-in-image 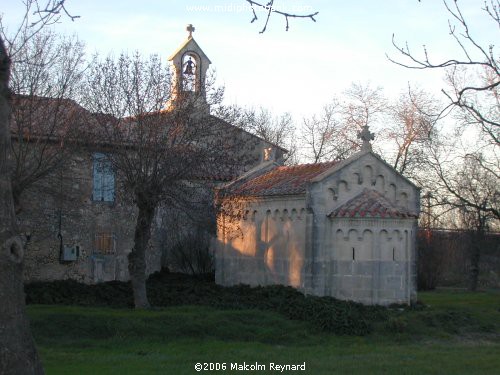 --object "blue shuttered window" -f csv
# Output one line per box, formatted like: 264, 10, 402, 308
92, 152, 115, 202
